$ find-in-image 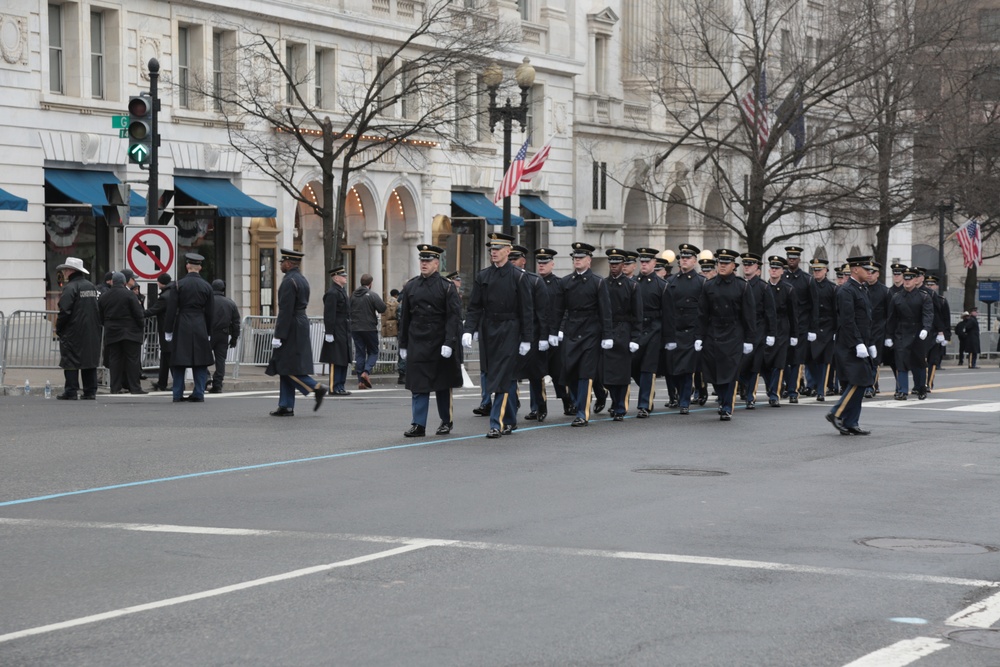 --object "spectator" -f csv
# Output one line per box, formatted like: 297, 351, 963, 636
350, 273, 387, 389
966, 308, 981, 368
54, 257, 102, 400
144, 273, 174, 391
385, 288, 404, 384
209, 279, 241, 393
955, 312, 969, 366
99, 272, 148, 394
